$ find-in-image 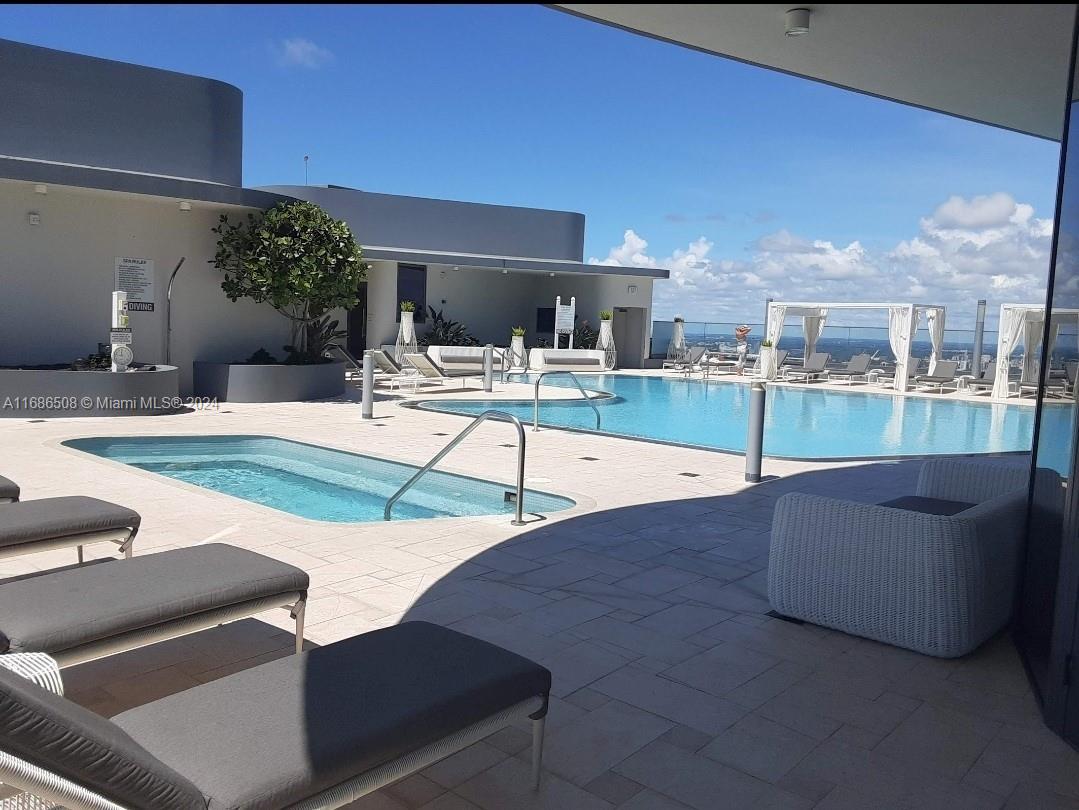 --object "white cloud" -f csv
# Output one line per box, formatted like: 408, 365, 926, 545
593, 193, 1055, 324
275, 38, 333, 69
